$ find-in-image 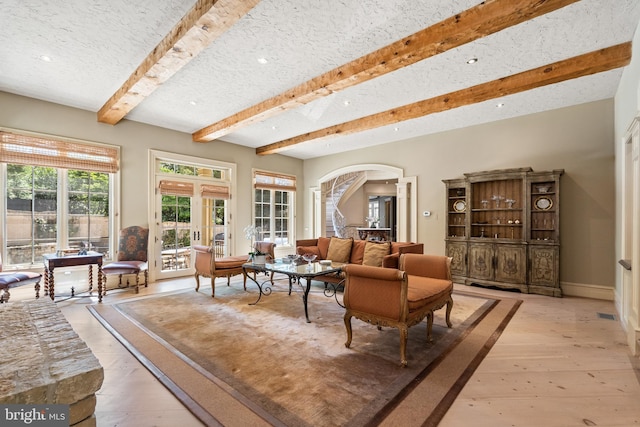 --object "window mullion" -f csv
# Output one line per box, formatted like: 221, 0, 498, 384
270, 190, 276, 242
58, 169, 69, 249
0, 164, 6, 257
